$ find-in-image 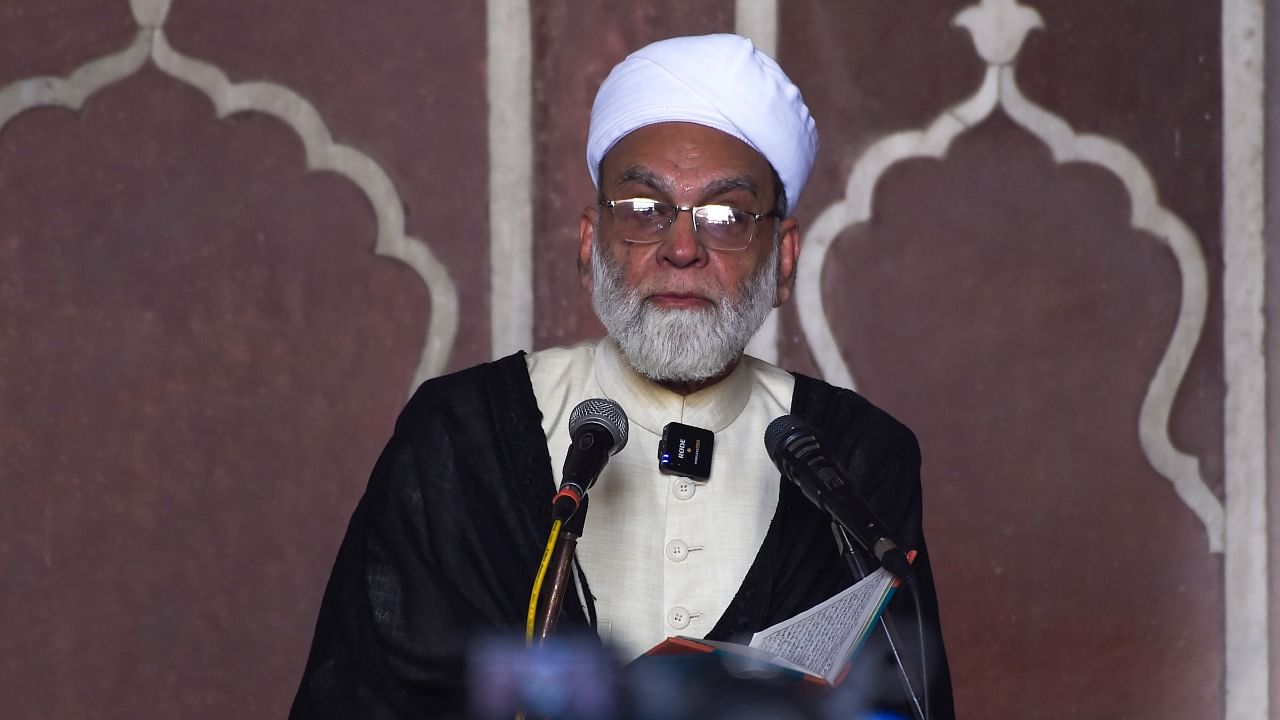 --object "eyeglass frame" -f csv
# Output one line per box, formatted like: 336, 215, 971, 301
598, 197, 782, 252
